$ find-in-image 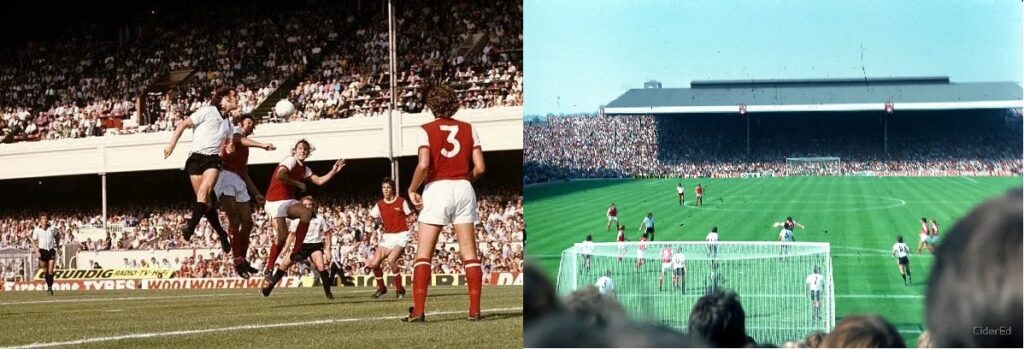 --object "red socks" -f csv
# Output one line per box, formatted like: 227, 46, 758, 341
373, 267, 386, 290
391, 266, 404, 292
290, 221, 310, 256
230, 226, 245, 266
411, 258, 432, 317
266, 243, 281, 273
465, 258, 482, 317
